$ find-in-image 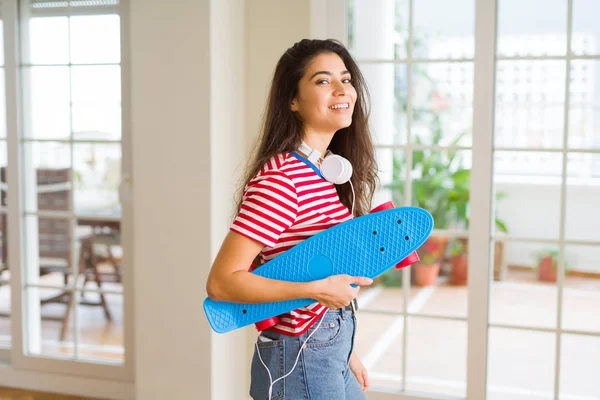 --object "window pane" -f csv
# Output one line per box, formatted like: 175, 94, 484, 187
360, 63, 407, 146
77, 293, 123, 363
0, 70, 6, 139
413, 0, 474, 60
0, 215, 9, 348
0, 139, 7, 346
487, 328, 556, 400
411, 150, 471, 231
24, 215, 73, 287
571, 0, 600, 56
495, 151, 563, 240
71, 65, 121, 140
561, 245, 600, 334
27, 17, 69, 65
559, 334, 600, 399
352, 312, 403, 389
498, 0, 567, 57
495, 61, 566, 149
26, 286, 75, 359
490, 241, 558, 329
406, 318, 466, 397
412, 63, 473, 147
568, 60, 600, 150
0, 18, 4, 66
566, 153, 600, 242
70, 15, 121, 64
23, 67, 71, 139
349, 0, 405, 60
22, 142, 71, 214
74, 143, 121, 216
